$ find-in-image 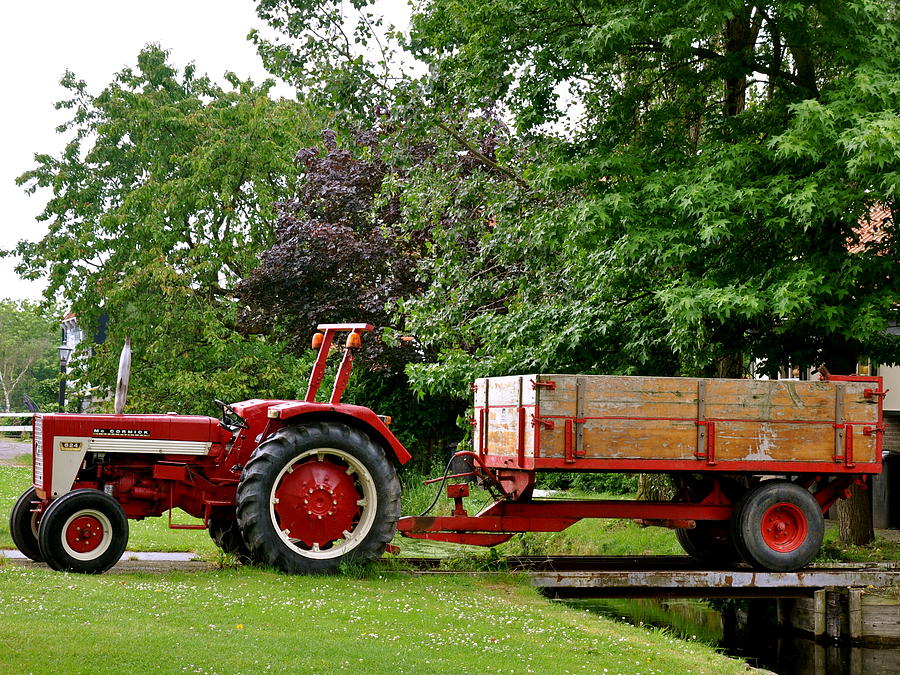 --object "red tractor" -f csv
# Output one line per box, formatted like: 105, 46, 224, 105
10, 324, 410, 574
10, 322, 887, 575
